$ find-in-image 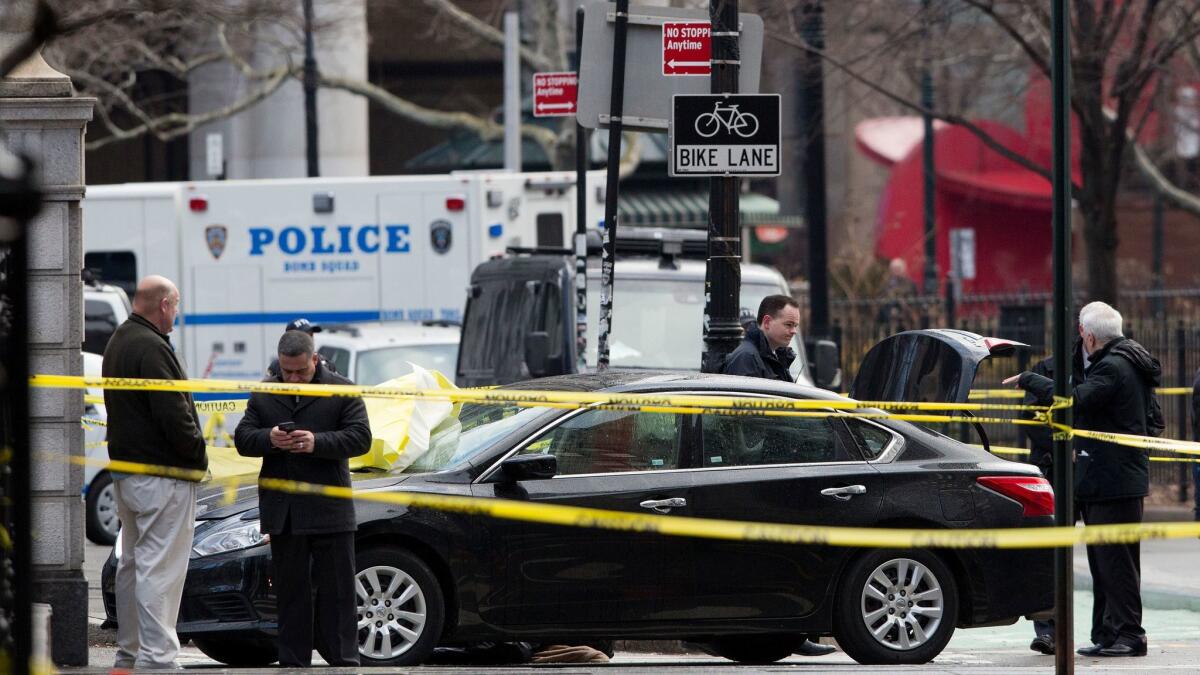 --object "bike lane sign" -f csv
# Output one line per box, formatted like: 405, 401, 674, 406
670, 94, 781, 176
